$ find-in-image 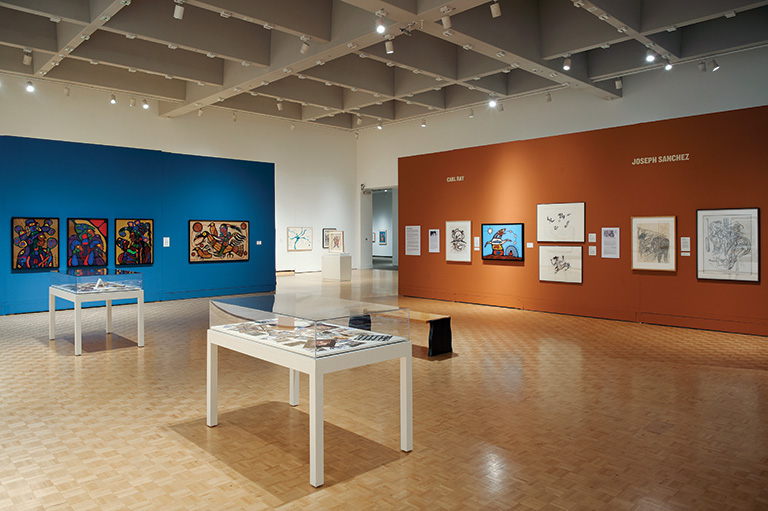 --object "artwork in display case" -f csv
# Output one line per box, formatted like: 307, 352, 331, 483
189, 220, 249, 262
539, 245, 583, 283
11, 217, 59, 270
287, 226, 313, 251
631, 216, 676, 271
697, 208, 759, 281
115, 219, 154, 266
328, 230, 344, 253
67, 218, 108, 267
322, 228, 336, 249
481, 223, 524, 261
445, 220, 471, 262
537, 202, 585, 242
379, 230, 387, 245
